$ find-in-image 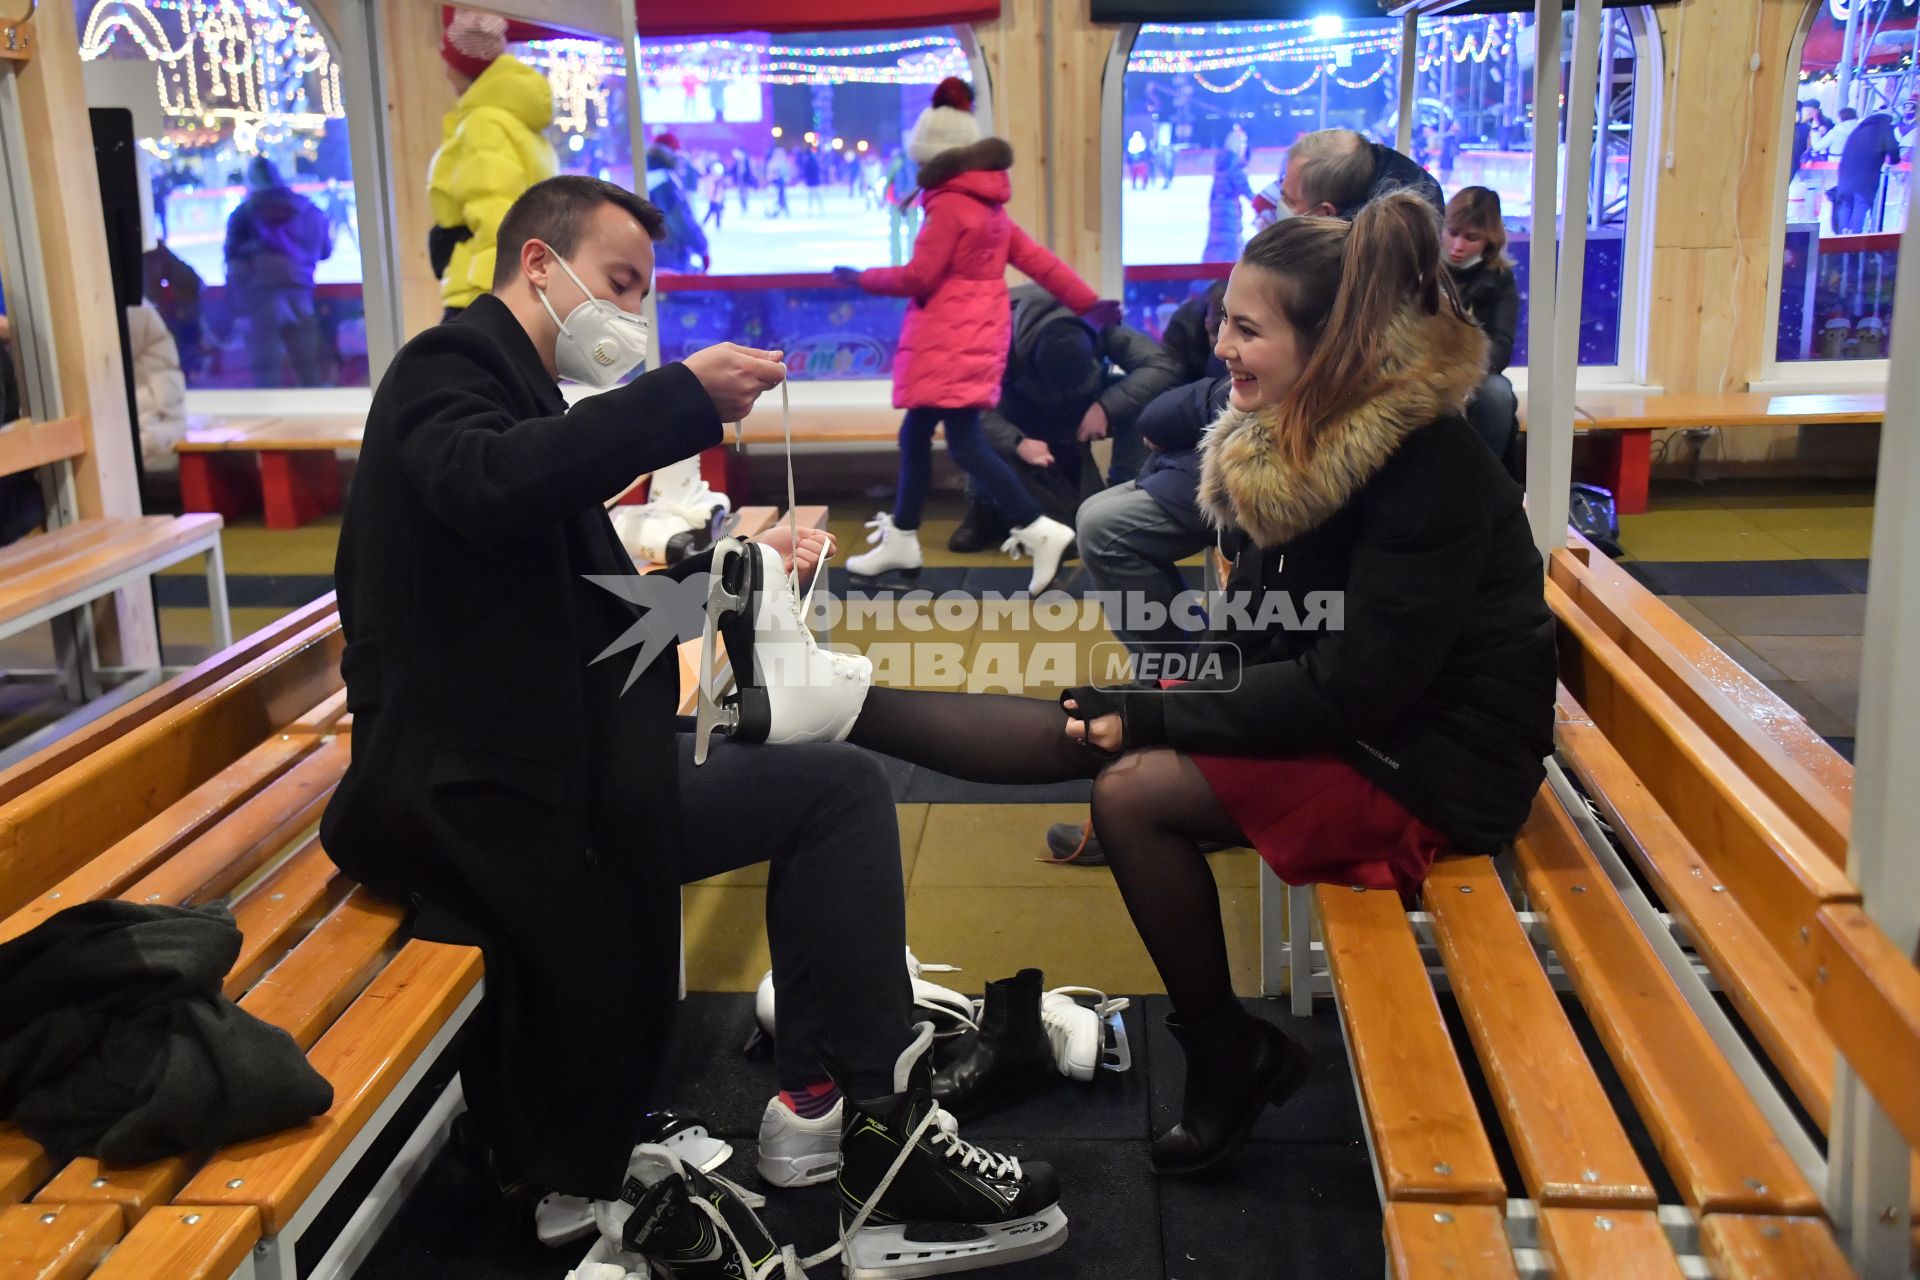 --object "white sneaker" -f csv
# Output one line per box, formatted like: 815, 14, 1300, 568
1041, 986, 1133, 1082
1002, 515, 1076, 594
756, 1094, 843, 1188
846, 513, 923, 581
